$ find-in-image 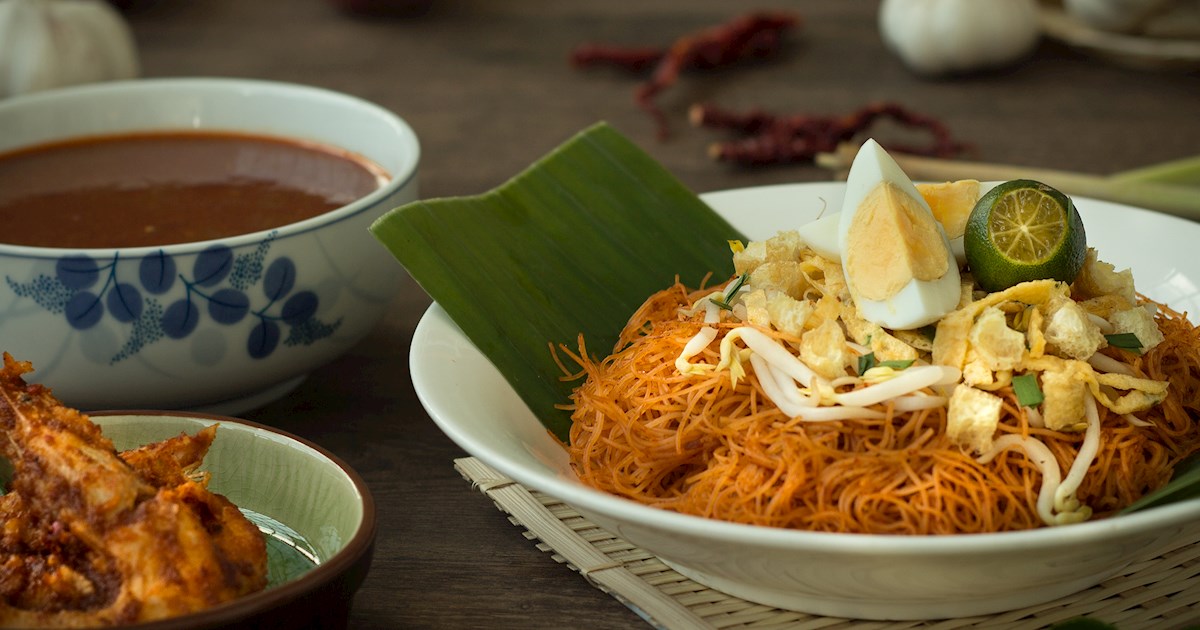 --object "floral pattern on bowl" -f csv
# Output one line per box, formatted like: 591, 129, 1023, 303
6, 233, 342, 364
